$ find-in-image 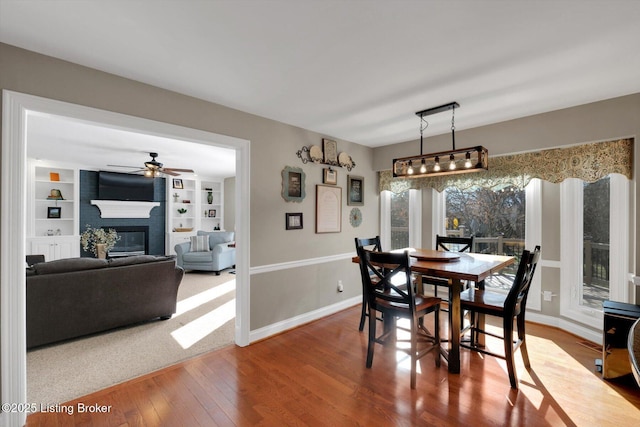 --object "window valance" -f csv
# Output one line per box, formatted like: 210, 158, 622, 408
379, 138, 633, 193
